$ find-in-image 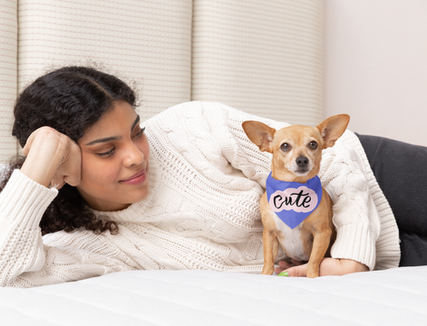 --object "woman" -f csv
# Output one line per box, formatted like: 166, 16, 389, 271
0, 66, 401, 287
